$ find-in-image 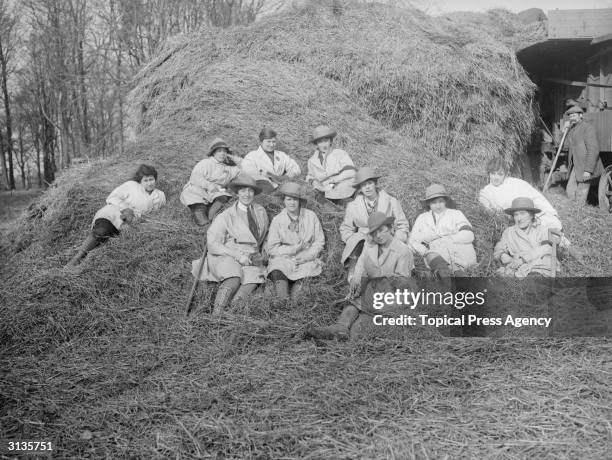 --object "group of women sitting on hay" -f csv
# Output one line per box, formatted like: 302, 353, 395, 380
66, 125, 574, 338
